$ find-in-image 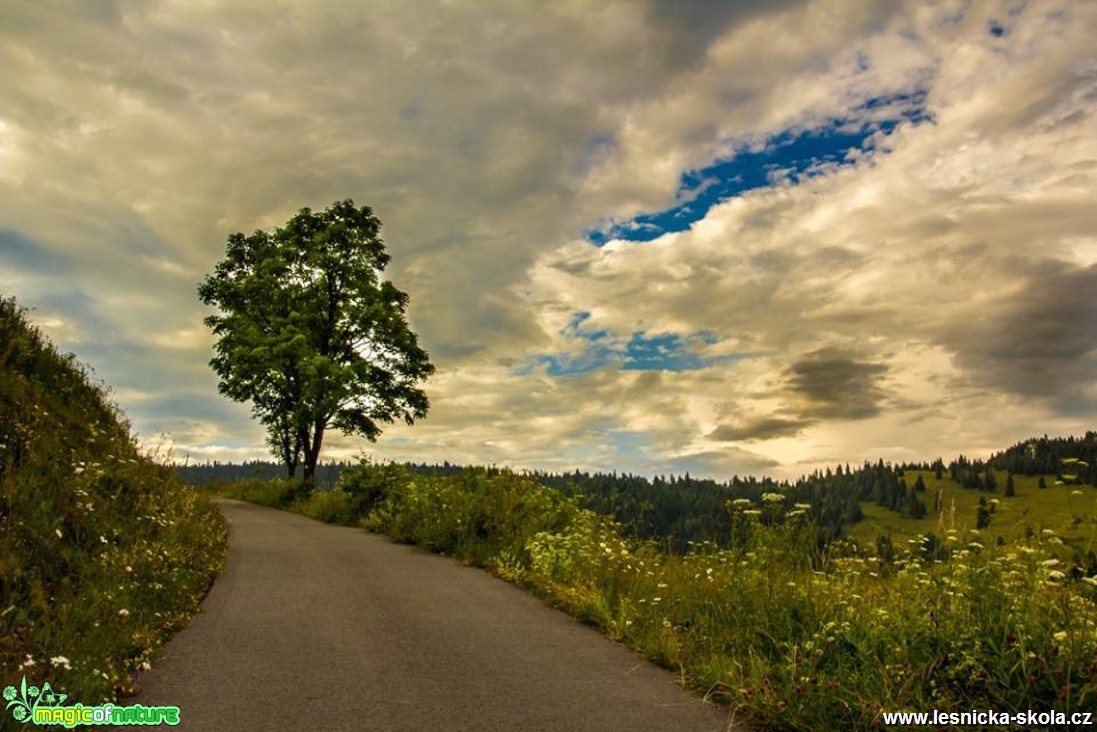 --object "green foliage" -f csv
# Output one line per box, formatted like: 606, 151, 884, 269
361, 467, 580, 567
210, 477, 302, 508
0, 296, 227, 703
198, 199, 434, 481
993, 434, 1097, 484
223, 463, 1097, 729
